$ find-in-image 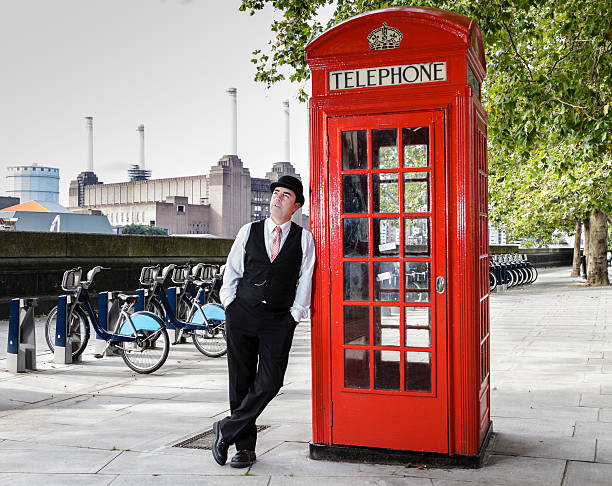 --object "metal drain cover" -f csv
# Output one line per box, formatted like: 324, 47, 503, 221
173, 425, 271, 450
